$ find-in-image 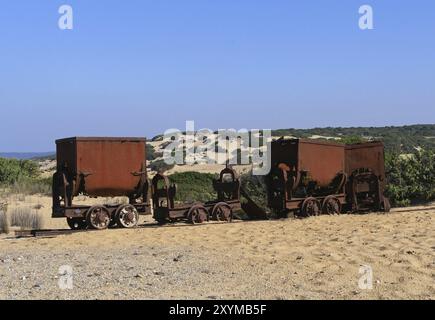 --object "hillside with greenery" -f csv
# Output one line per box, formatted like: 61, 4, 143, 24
272, 124, 435, 153
168, 172, 217, 203
385, 149, 435, 206
0, 158, 51, 195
